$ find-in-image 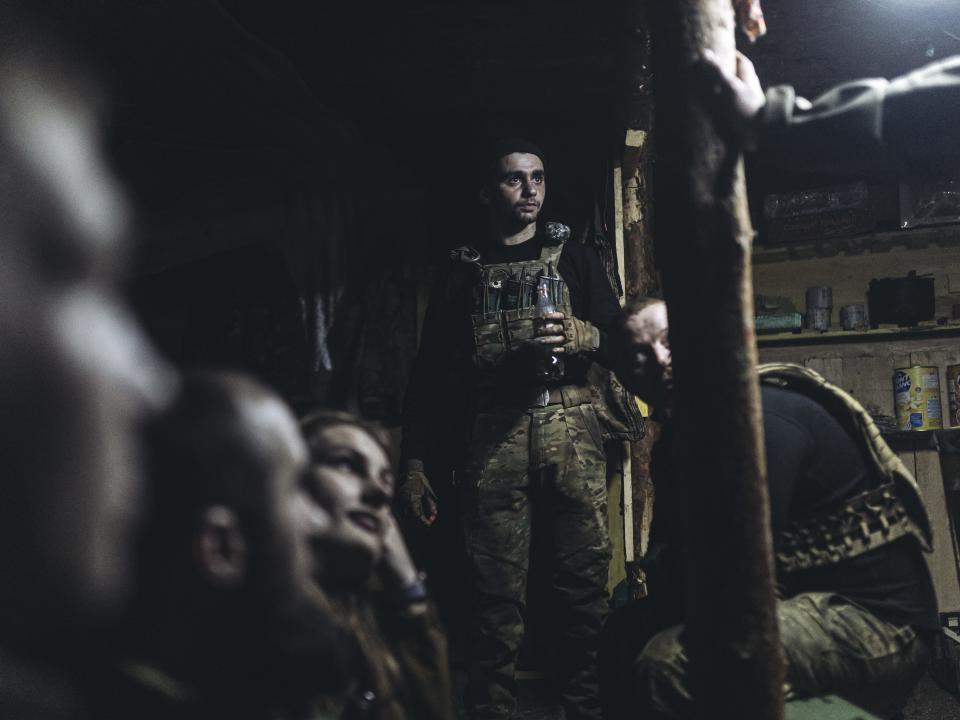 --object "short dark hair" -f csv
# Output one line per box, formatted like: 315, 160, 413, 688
481, 135, 546, 185
139, 372, 291, 586
623, 296, 664, 318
